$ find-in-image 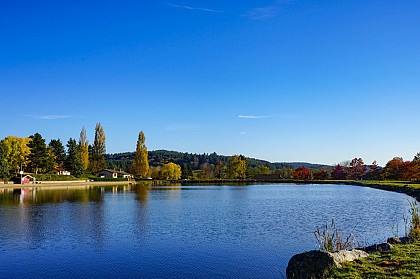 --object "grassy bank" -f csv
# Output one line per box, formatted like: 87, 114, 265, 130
346, 180, 420, 202
325, 241, 420, 278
